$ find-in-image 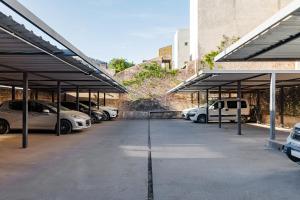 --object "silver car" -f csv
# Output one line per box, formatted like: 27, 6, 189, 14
0, 100, 91, 135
